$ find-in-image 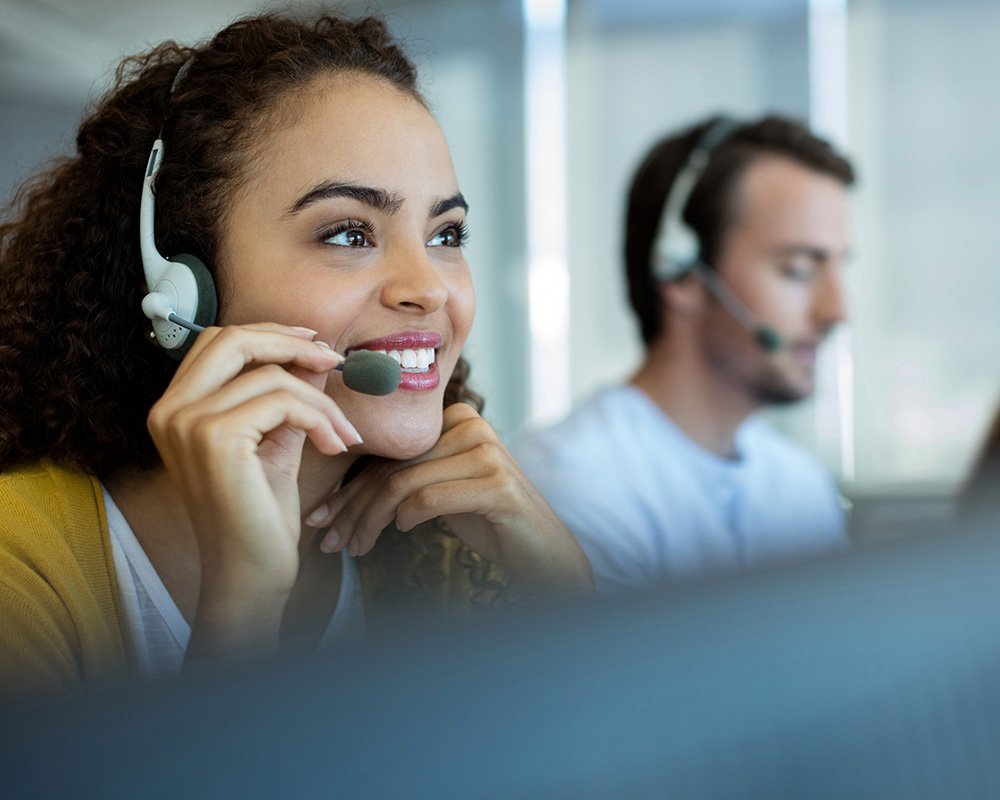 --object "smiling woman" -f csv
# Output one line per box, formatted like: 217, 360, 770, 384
0, 10, 591, 699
